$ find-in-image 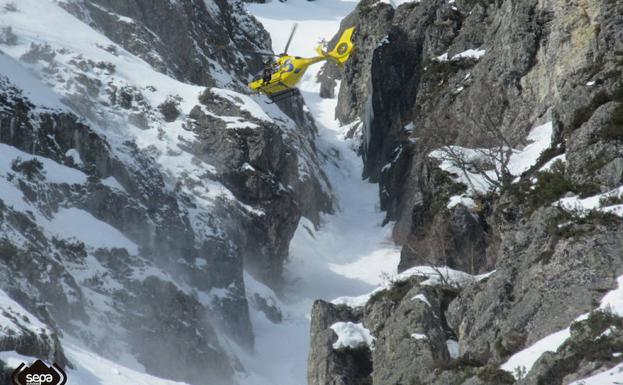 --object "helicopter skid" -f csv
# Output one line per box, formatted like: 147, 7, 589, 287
267, 88, 300, 104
